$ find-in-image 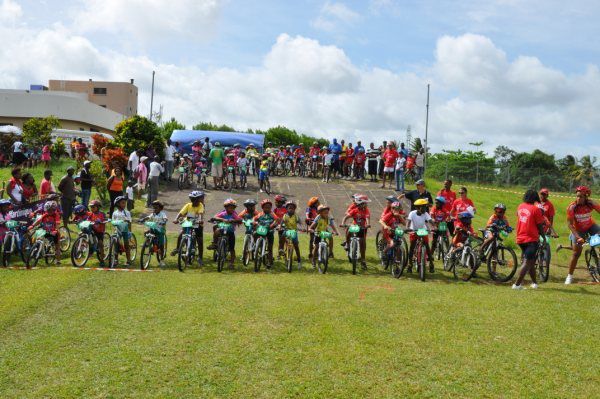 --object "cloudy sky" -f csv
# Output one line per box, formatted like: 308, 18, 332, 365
1, 0, 599, 156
